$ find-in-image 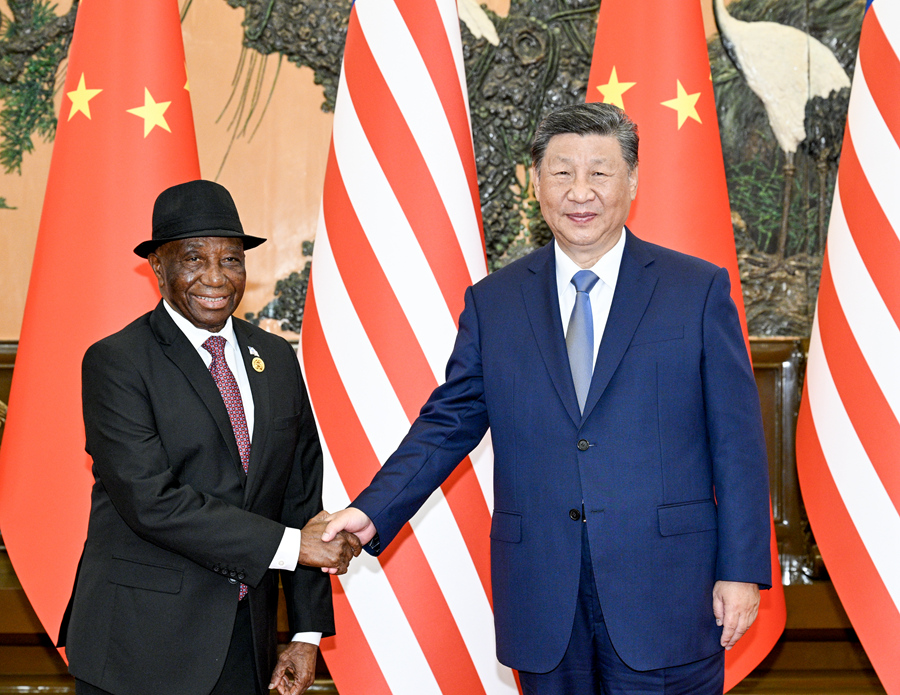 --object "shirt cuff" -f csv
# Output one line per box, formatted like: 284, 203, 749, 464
275, 530, 319, 646
270, 527, 301, 571
292, 632, 322, 646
